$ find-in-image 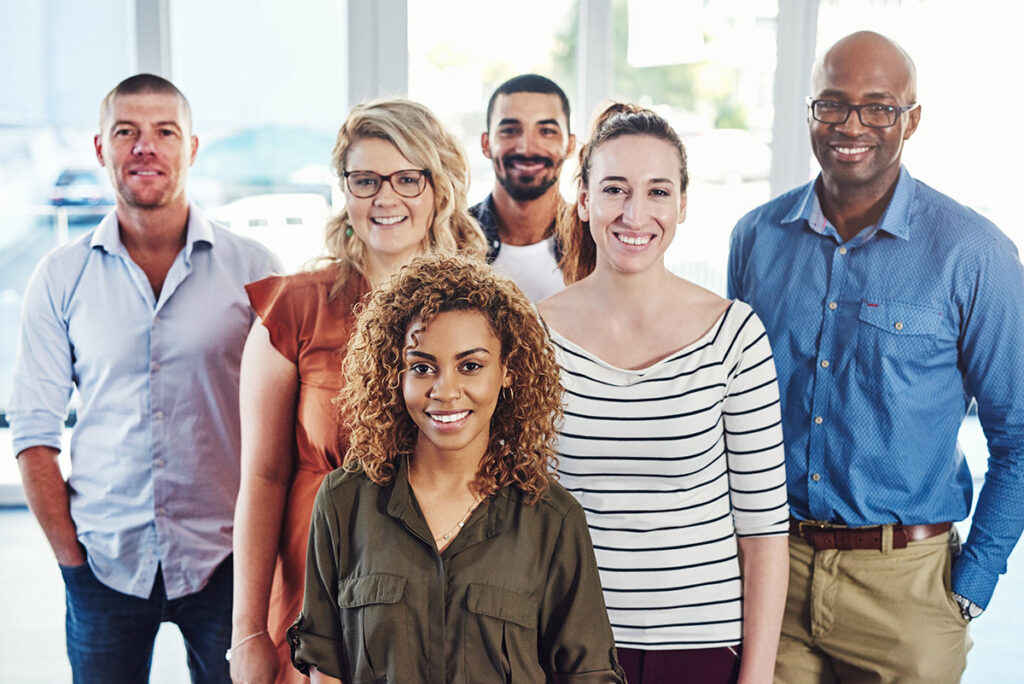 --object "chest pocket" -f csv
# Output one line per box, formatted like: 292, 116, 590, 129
465, 583, 543, 683
855, 300, 946, 396
337, 574, 409, 683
